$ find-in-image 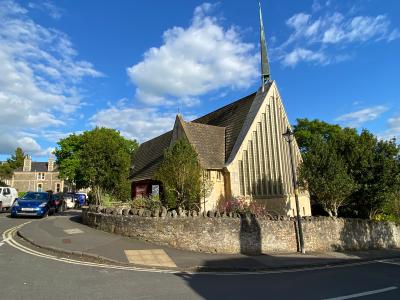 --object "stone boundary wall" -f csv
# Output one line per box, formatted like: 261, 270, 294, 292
82, 206, 400, 254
